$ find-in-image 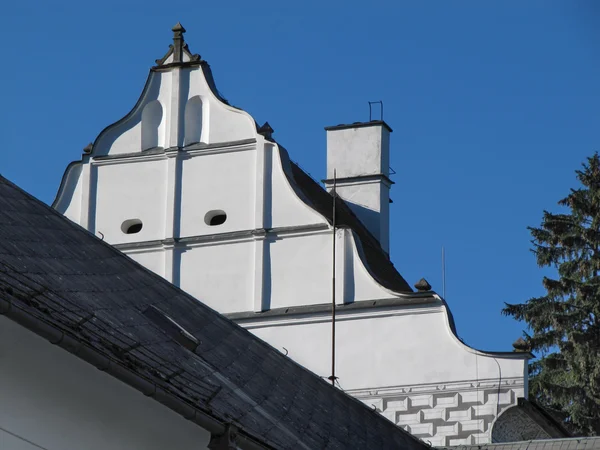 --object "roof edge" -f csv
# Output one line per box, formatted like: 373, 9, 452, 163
226, 295, 439, 321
